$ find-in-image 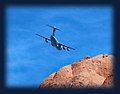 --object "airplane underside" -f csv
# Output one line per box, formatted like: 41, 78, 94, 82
55, 43, 62, 50
51, 42, 62, 50
36, 25, 75, 51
